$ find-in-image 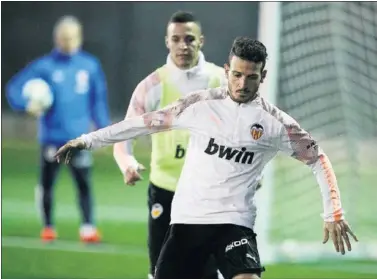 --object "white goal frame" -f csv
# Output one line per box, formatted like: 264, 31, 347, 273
255, 1, 377, 264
